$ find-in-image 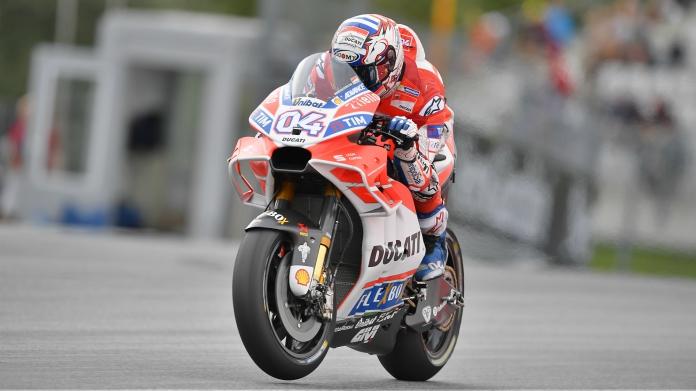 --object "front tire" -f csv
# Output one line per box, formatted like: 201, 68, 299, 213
232, 230, 330, 380
377, 228, 464, 381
